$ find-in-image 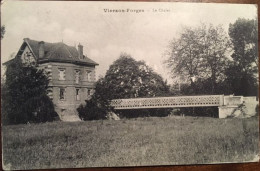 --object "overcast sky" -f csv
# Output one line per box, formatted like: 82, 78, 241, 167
1, 1, 257, 83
